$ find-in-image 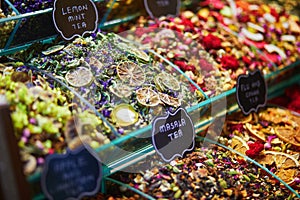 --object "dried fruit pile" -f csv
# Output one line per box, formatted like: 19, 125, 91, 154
113, 0, 300, 98
115, 14, 276, 97
222, 107, 300, 188
232, 0, 300, 68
